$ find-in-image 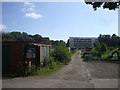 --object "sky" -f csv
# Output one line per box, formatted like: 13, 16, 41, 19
1, 2, 118, 42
